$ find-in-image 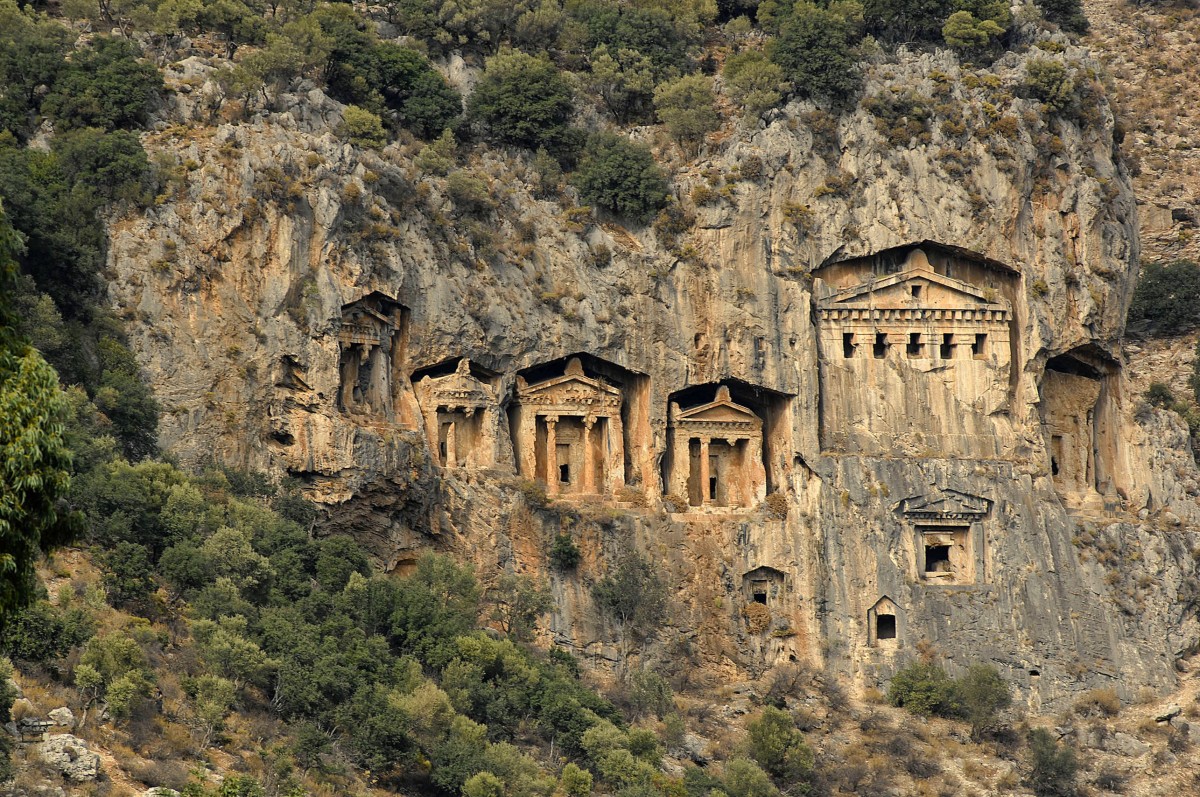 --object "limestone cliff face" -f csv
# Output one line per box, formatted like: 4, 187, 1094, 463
108, 38, 1200, 707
